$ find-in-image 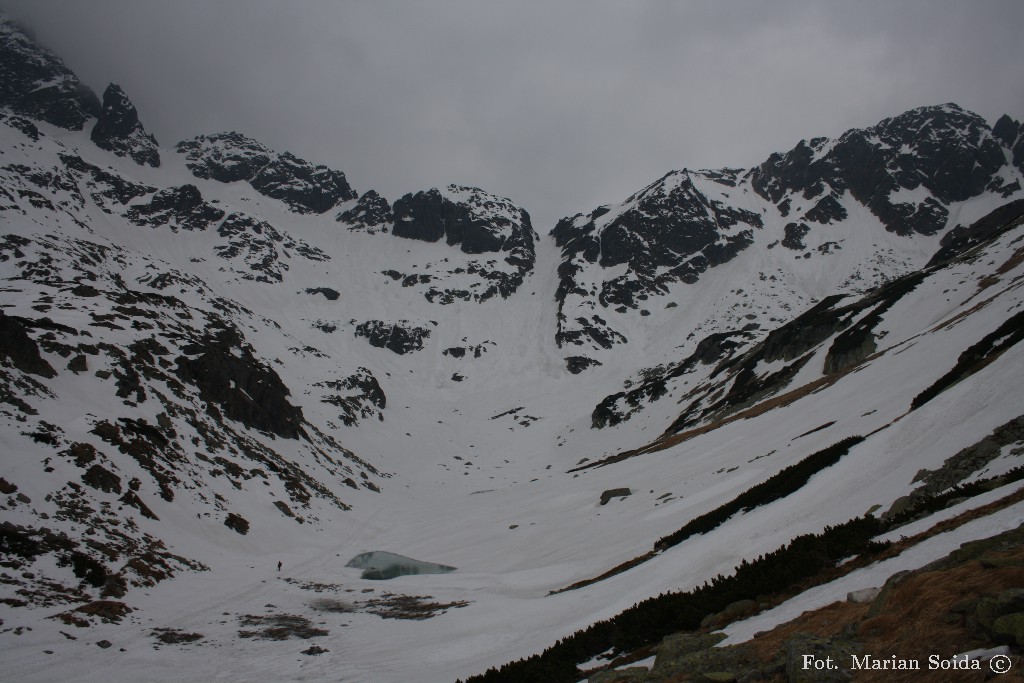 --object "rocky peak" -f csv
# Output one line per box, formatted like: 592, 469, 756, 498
0, 16, 100, 130
337, 189, 393, 232
551, 168, 760, 346
388, 185, 538, 299
752, 103, 1009, 235
175, 132, 357, 214
90, 83, 160, 167
175, 131, 271, 182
